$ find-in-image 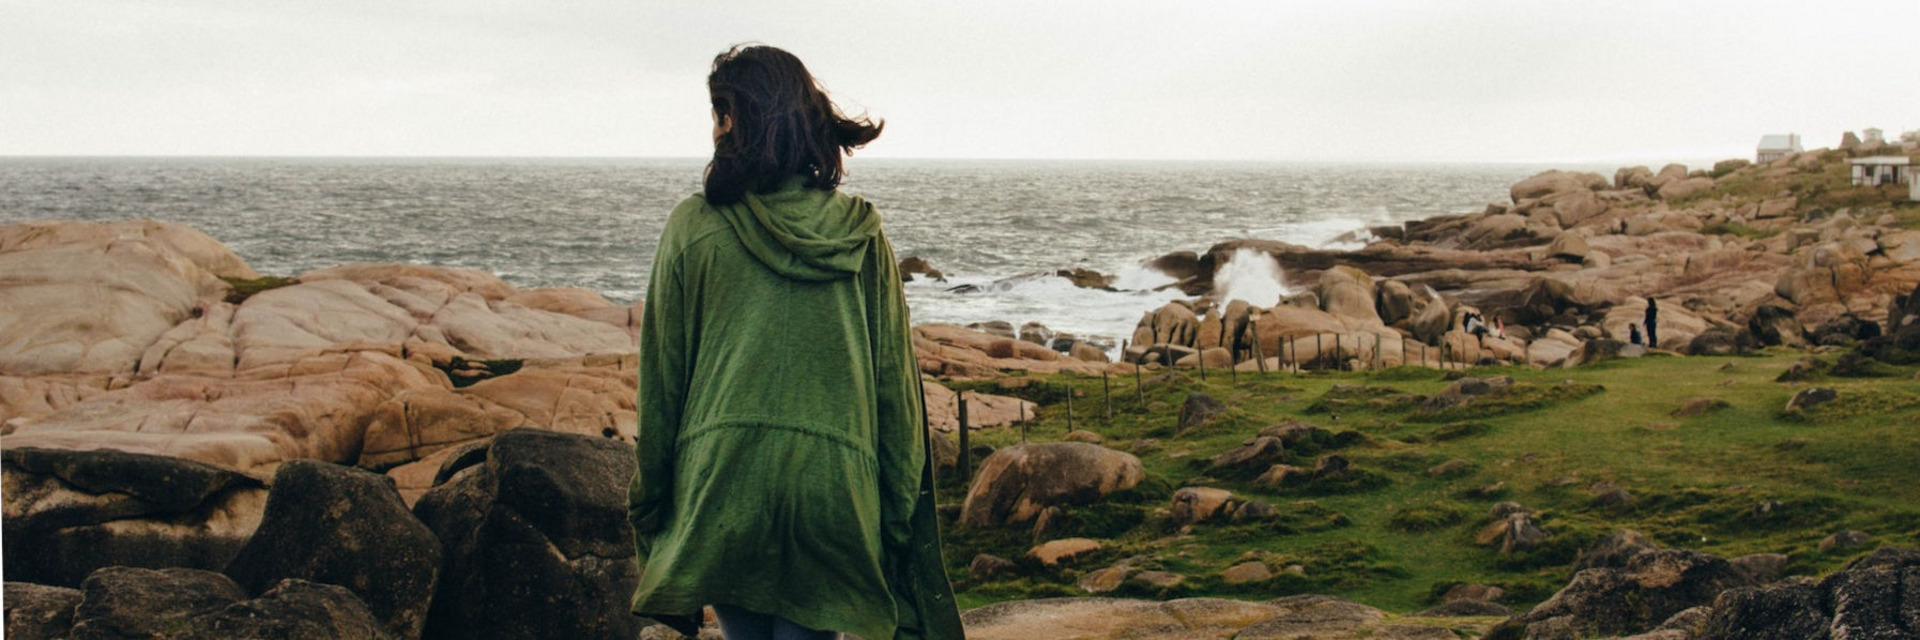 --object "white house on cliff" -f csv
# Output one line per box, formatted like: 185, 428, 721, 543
1756, 134, 1802, 163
